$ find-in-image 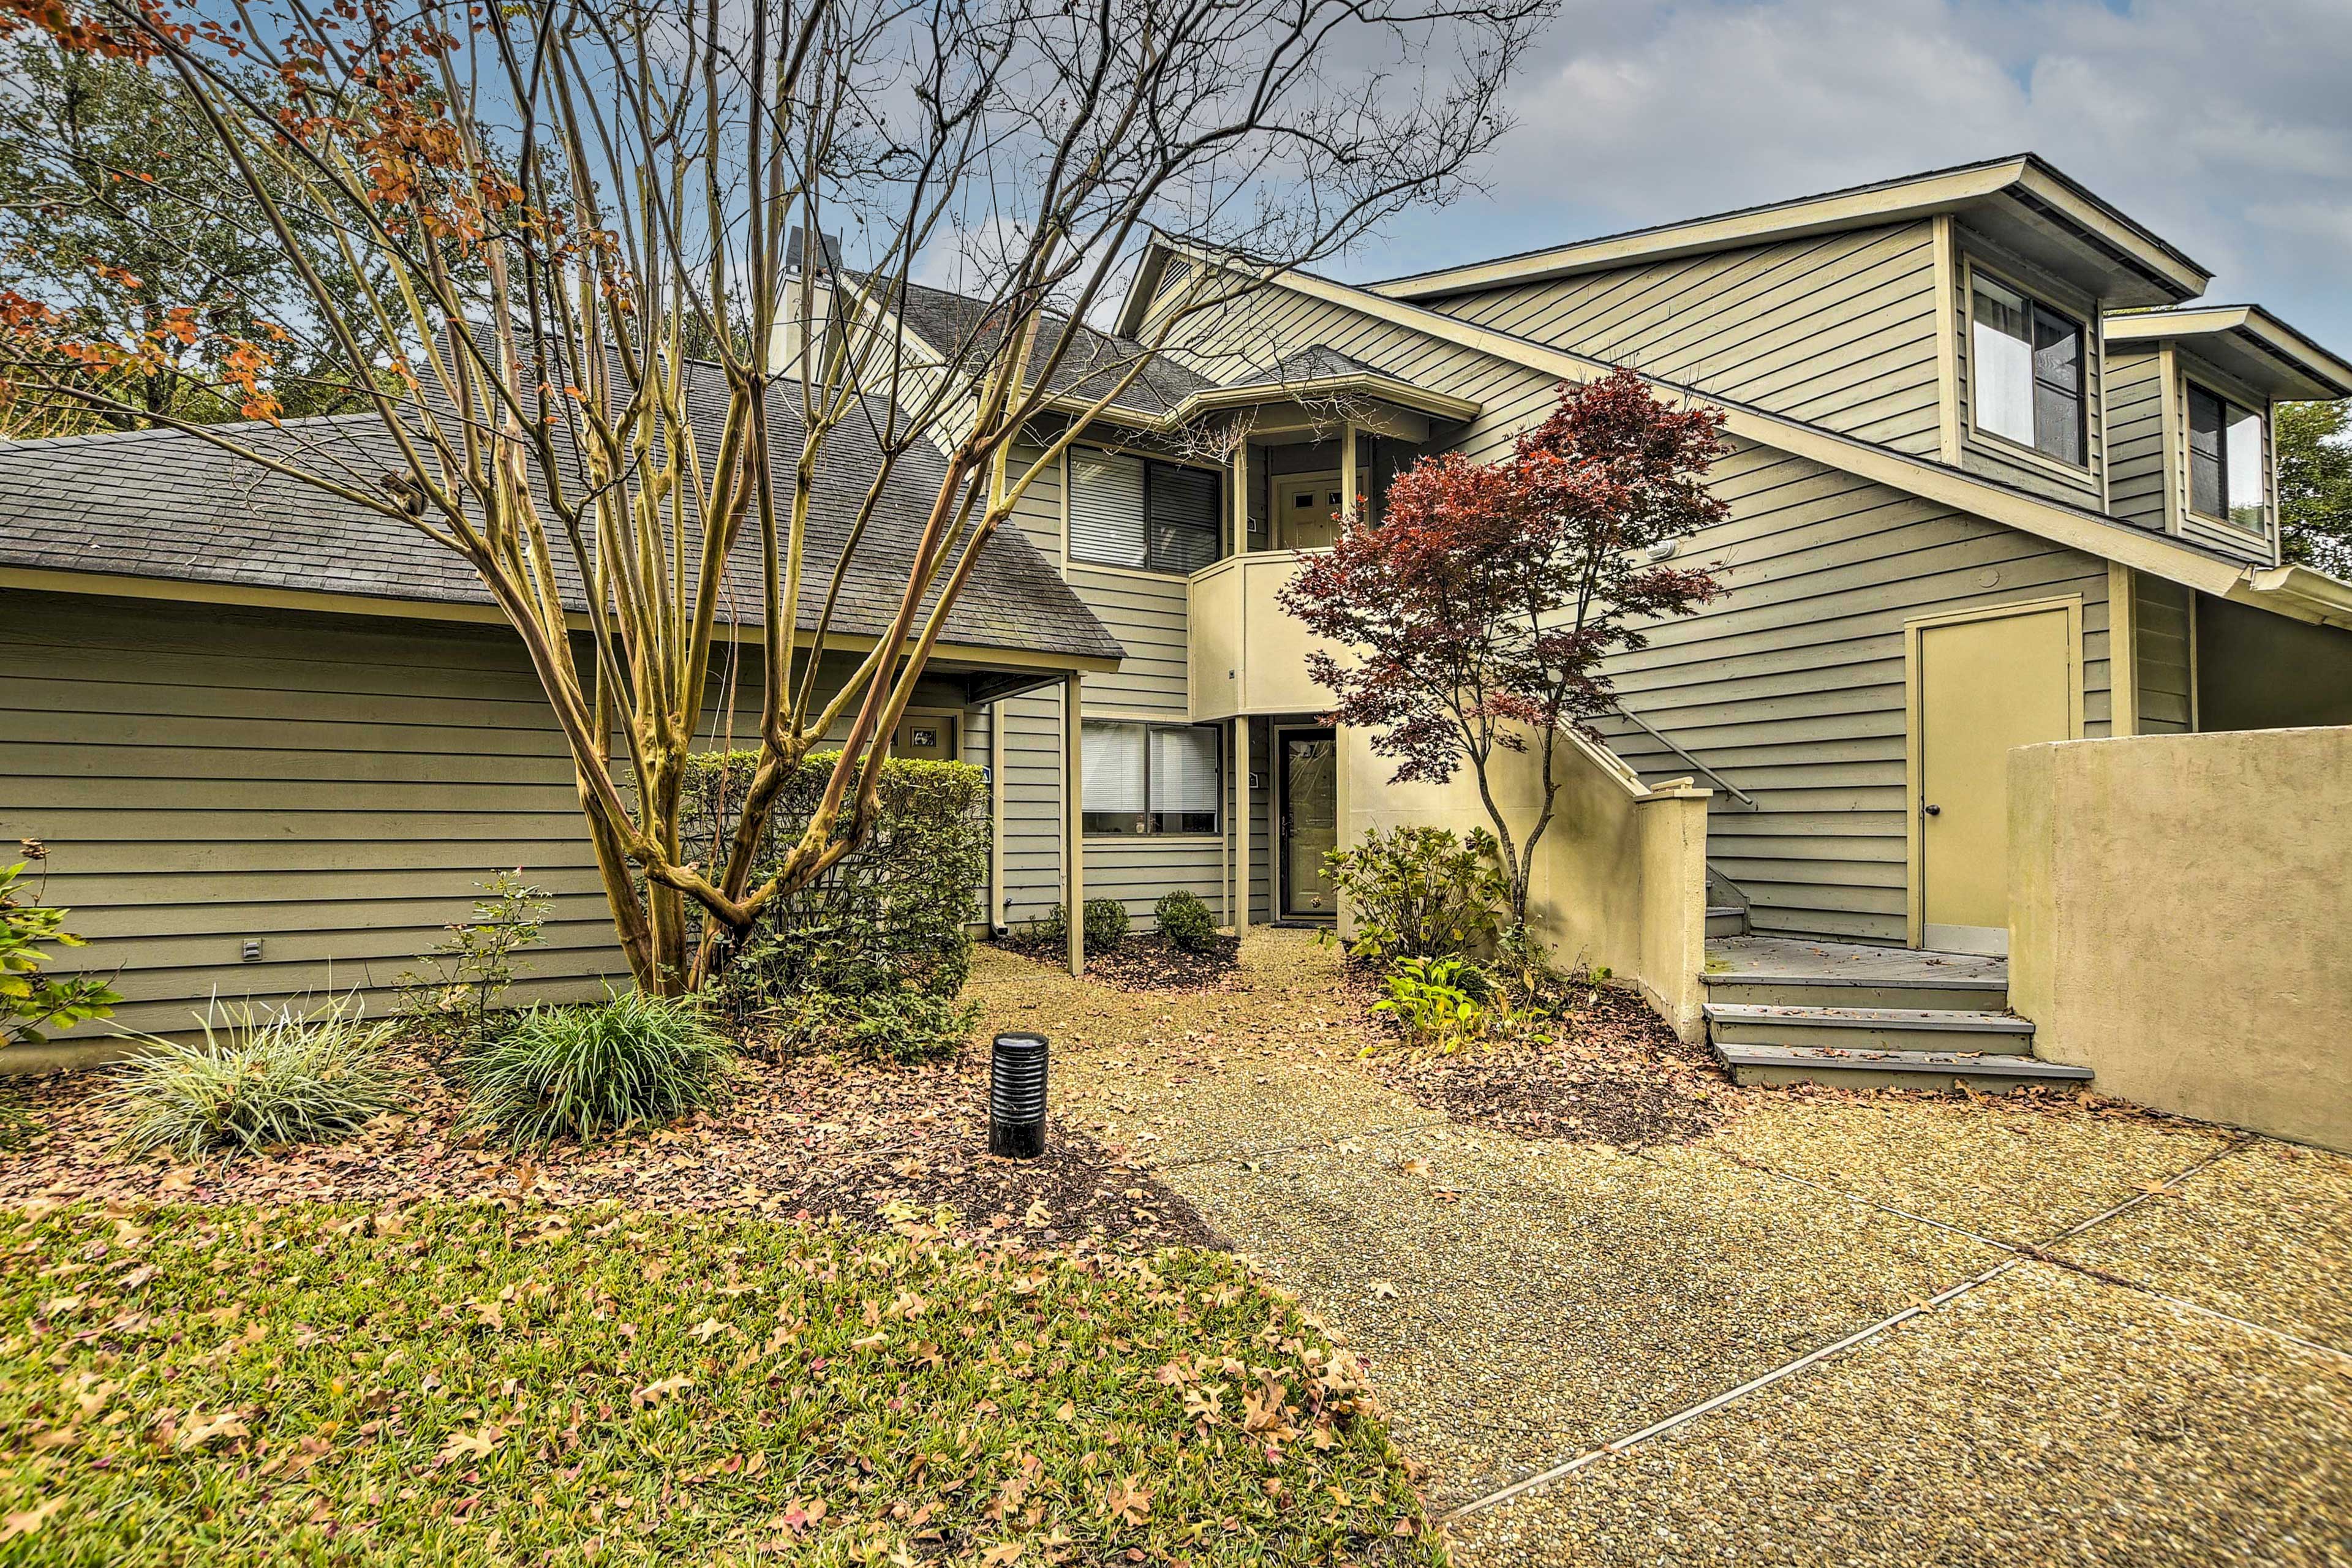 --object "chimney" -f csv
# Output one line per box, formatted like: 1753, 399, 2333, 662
771, 227, 841, 377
